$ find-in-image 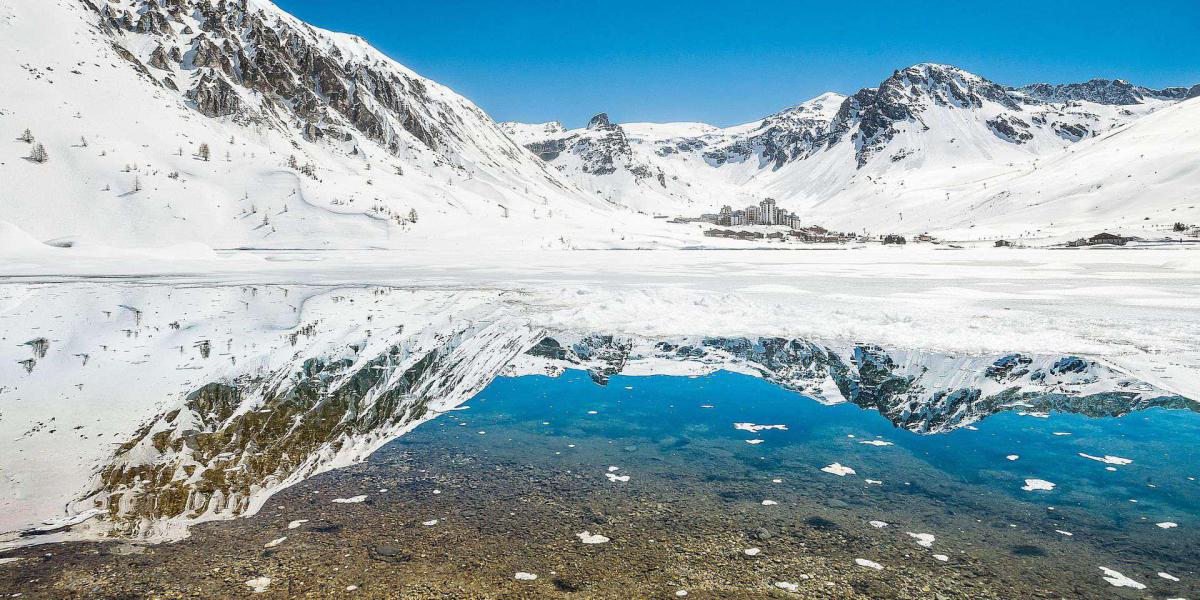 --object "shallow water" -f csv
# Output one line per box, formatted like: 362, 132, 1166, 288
2, 369, 1196, 598
385, 370, 1199, 594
